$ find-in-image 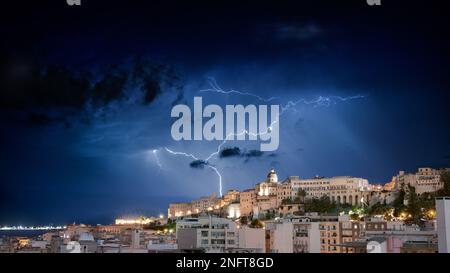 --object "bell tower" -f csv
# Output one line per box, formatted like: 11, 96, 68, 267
267, 168, 278, 183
